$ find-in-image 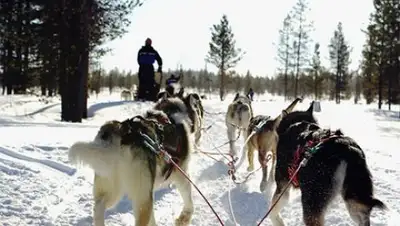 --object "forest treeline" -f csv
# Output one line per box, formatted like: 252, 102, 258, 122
88, 66, 364, 102
0, 0, 142, 122
271, 0, 399, 107
0, 0, 398, 123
